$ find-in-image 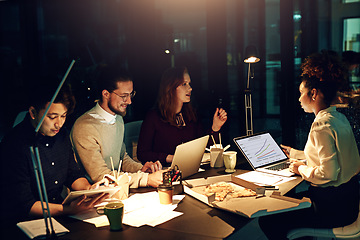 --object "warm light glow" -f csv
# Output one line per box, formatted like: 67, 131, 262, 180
165, 49, 170, 54
174, 39, 180, 43
244, 56, 260, 63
